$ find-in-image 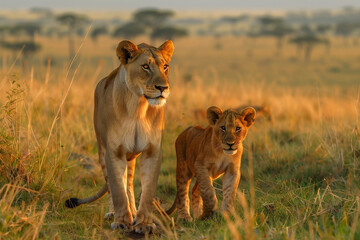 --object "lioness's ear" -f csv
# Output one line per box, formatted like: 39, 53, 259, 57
239, 107, 256, 127
158, 40, 174, 62
116, 40, 140, 65
207, 106, 223, 126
